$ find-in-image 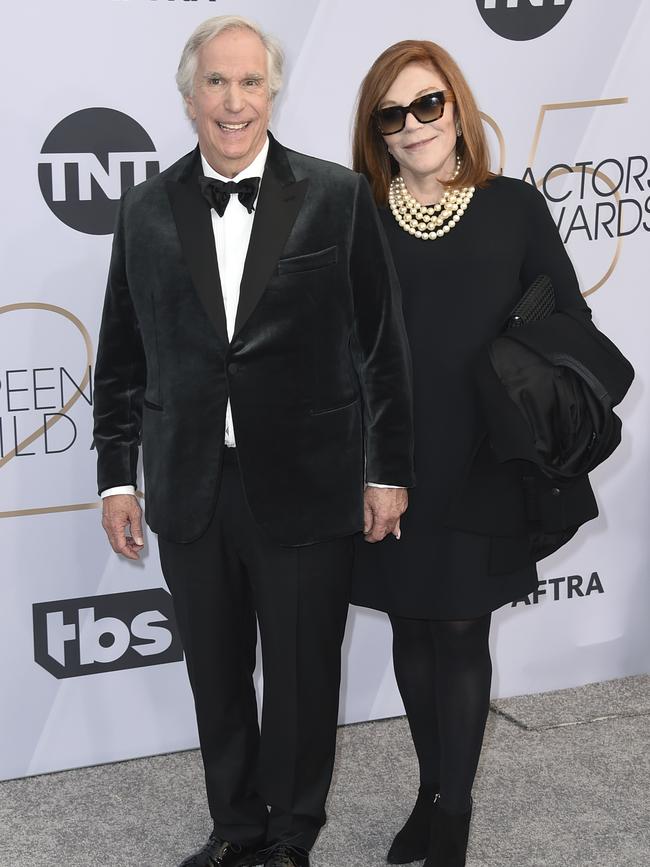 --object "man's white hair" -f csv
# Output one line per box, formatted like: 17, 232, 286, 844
176, 14, 284, 107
